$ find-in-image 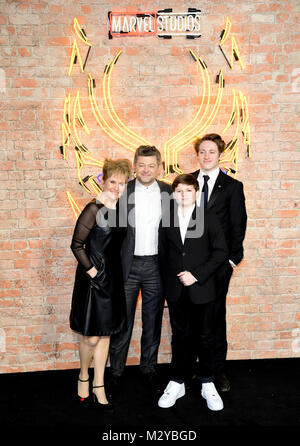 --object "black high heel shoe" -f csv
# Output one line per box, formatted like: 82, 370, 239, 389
77, 376, 90, 405
92, 385, 114, 412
